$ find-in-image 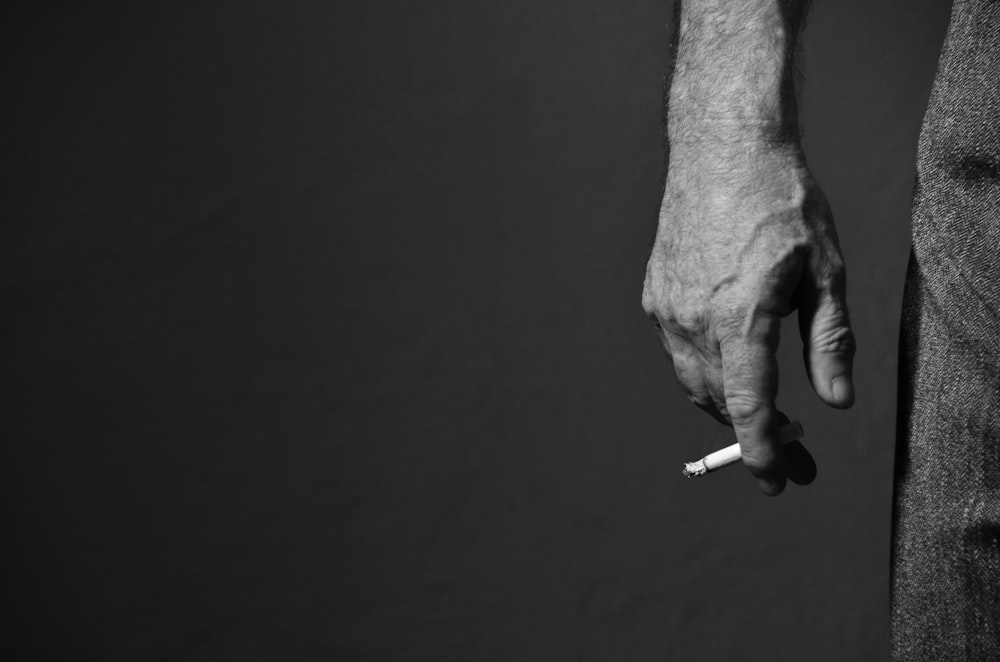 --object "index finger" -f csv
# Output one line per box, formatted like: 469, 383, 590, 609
719, 312, 786, 495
